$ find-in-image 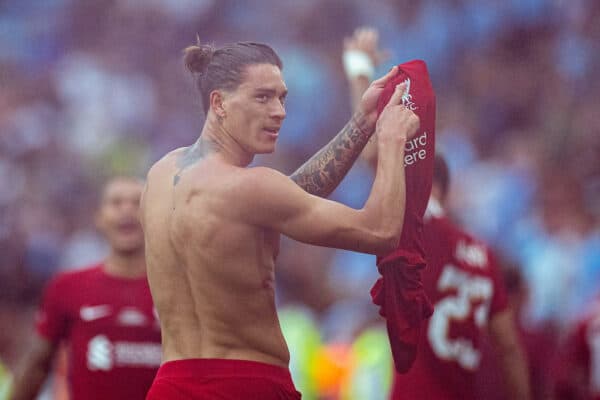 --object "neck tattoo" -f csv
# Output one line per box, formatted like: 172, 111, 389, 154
173, 138, 219, 187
